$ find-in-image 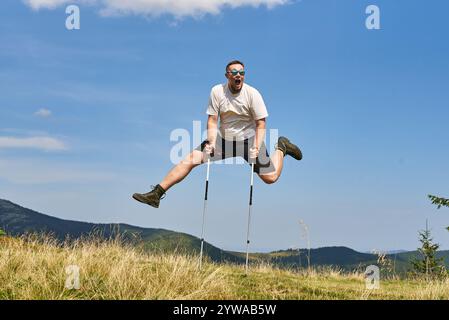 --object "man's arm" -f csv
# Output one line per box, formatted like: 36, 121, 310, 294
206, 114, 218, 150
253, 118, 266, 156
